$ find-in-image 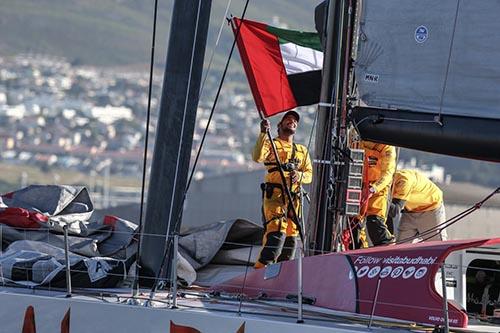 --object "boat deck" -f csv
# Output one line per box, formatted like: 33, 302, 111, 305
1, 285, 498, 333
